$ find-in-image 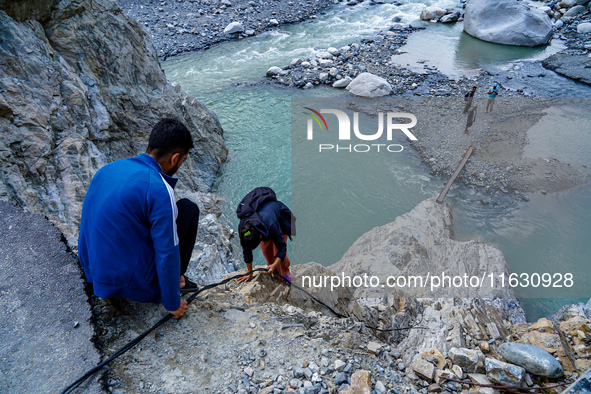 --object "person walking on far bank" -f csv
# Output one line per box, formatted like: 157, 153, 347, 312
486, 83, 499, 113
463, 86, 477, 113
465, 104, 477, 134
235, 187, 295, 284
